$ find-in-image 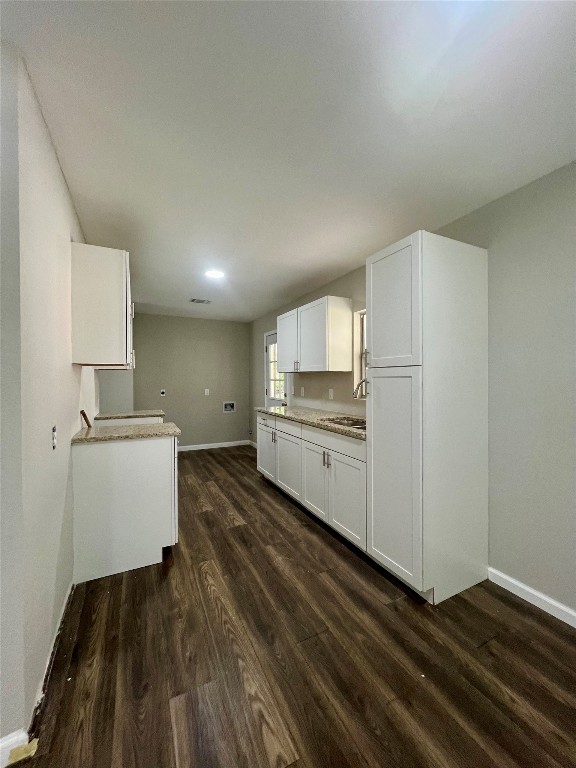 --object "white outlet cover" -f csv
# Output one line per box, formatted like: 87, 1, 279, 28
328, 388, 334, 400
300, 387, 305, 397
205, 389, 210, 396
